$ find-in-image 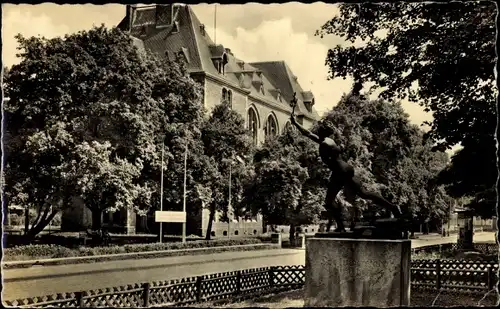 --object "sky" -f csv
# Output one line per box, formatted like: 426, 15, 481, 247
2, 3, 434, 130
